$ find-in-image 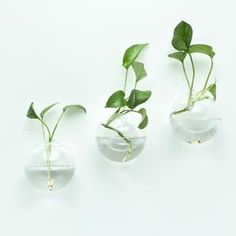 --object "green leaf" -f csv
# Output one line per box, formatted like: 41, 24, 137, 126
105, 90, 126, 108
207, 83, 216, 100
63, 104, 86, 113
127, 89, 152, 109
168, 52, 186, 62
189, 44, 215, 58
27, 102, 39, 119
40, 103, 59, 119
138, 108, 148, 129
123, 44, 149, 69
172, 21, 193, 51
132, 61, 147, 82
